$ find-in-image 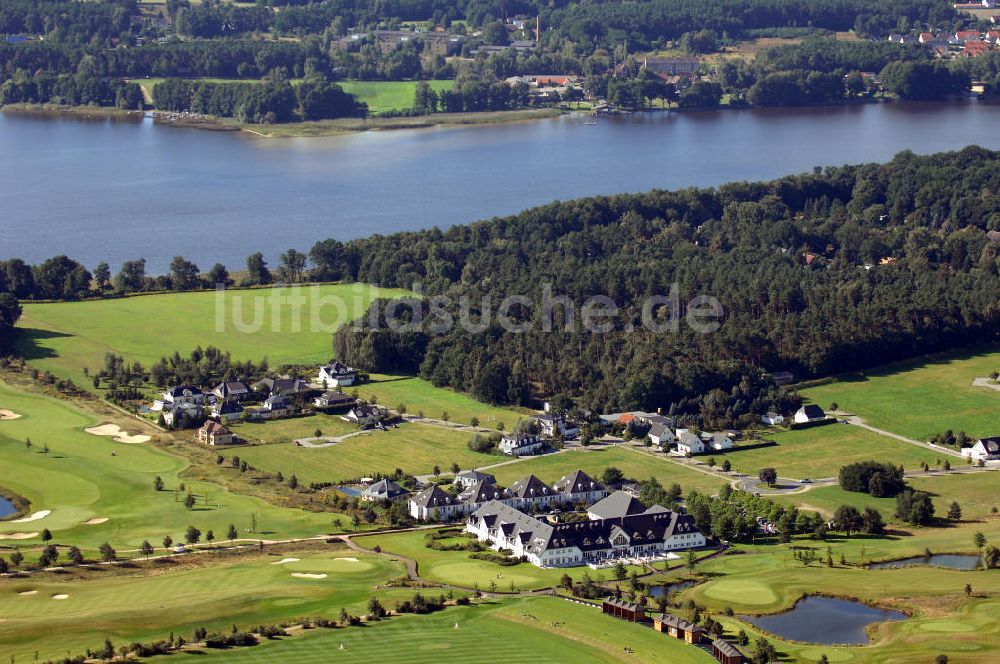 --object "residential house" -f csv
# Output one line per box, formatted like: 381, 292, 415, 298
793, 405, 827, 423
163, 403, 203, 429
962, 436, 1000, 462
654, 614, 706, 644
360, 479, 409, 502
648, 422, 677, 448
552, 470, 606, 504
508, 474, 557, 509
255, 377, 310, 397
453, 470, 497, 489
457, 480, 511, 508
603, 598, 647, 622
532, 414, 580, 439
919, 31, 936, 43
642, 56, 700, 77
210, 399, 244, 423
956, 30, 981, 41
675, 429, 705, 455
162, 385, 205, 407
344, 404, 388, 427
701, 432, 733, 451
211, 380, 251, 402
313, 390, 355, 410
467, 501, 705, 567
409, 485, 464, 521
767, 371, 795, 386
259, 395, 293, 419
962, 40, 990, 56
318, 361, 357, 387
498, 432, 545, 457
761, 412, 784, 426
712, 640, 746, 664
197, 421, 235, 446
